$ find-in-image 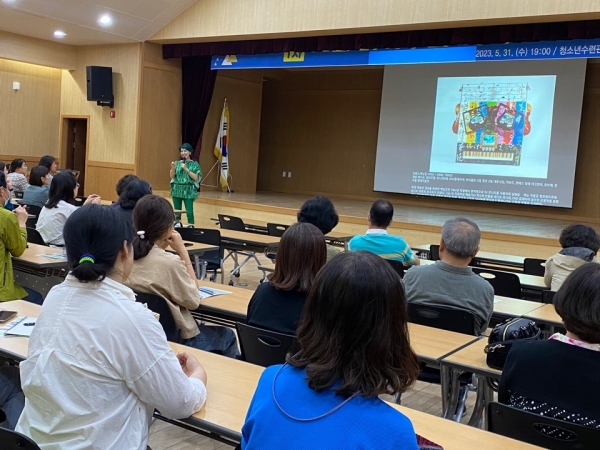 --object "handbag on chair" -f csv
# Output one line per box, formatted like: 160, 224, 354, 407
484, 318, 542, 370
